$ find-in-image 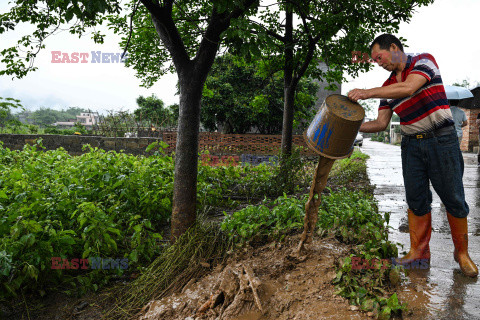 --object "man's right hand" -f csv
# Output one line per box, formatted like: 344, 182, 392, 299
348, 88, 371, 102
